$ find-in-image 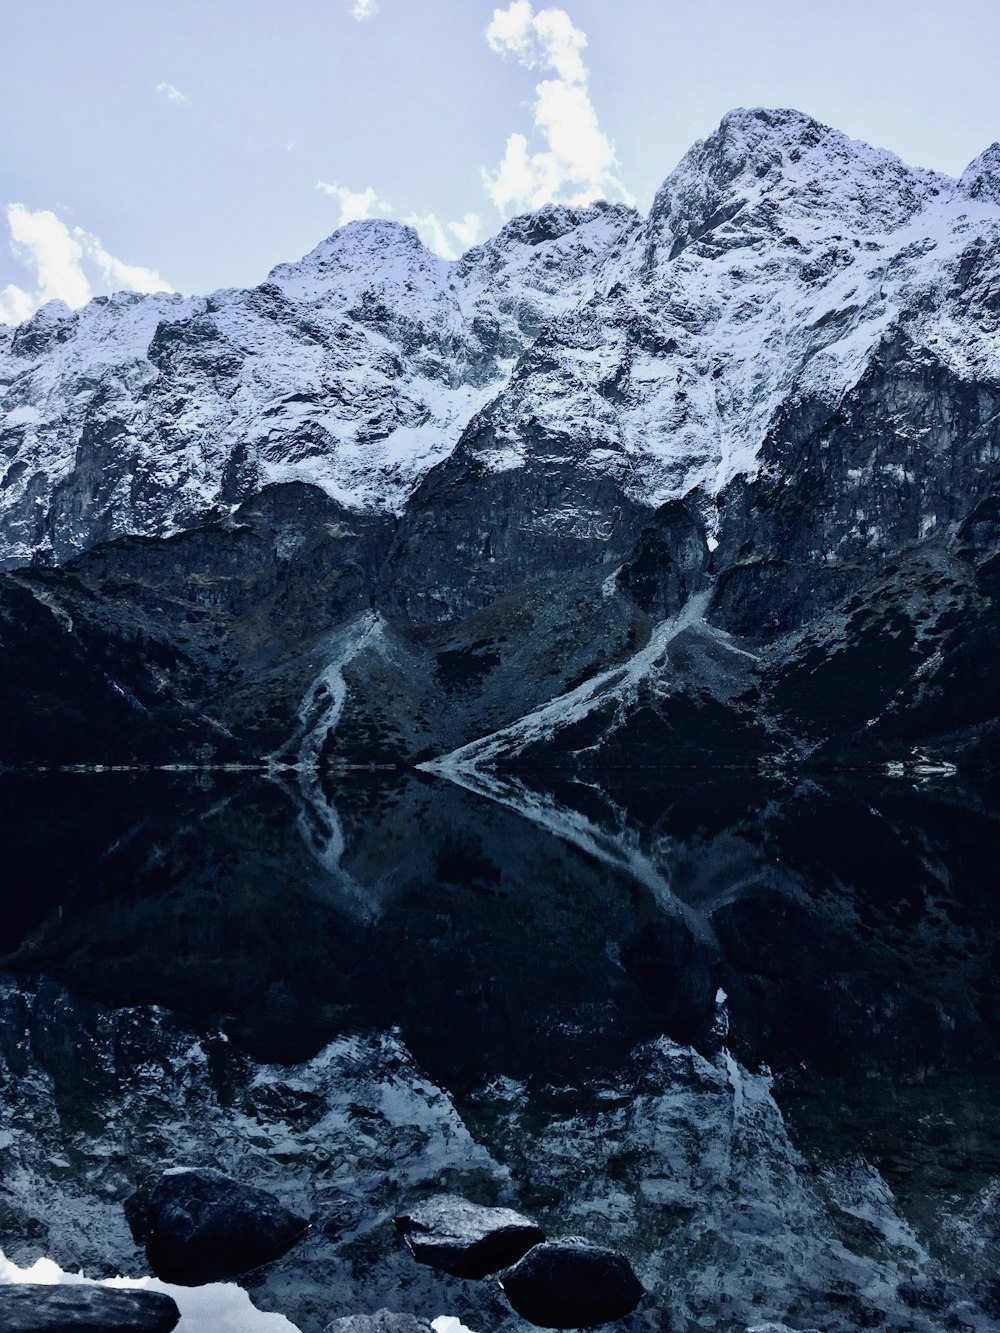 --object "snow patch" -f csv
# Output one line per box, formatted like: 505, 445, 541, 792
0, 1251, 302, 1332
